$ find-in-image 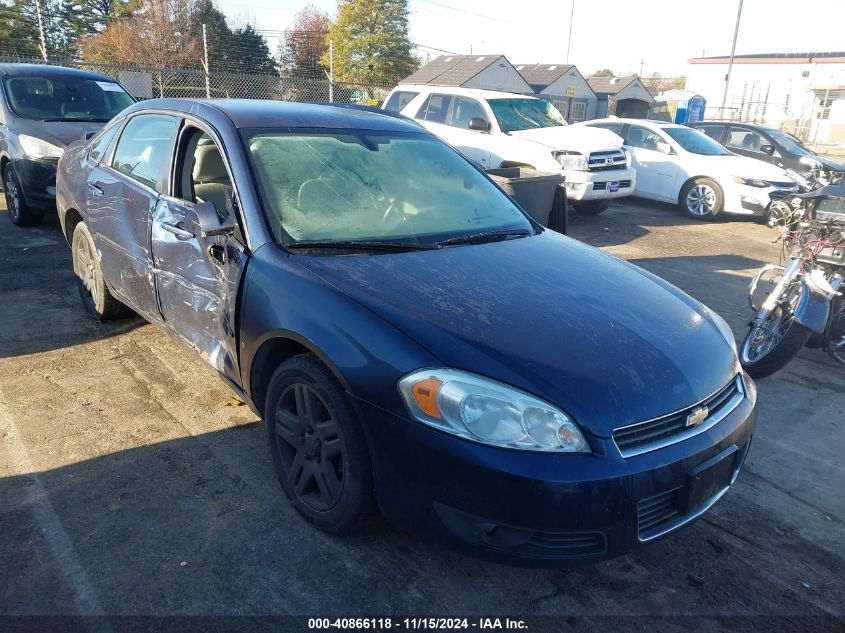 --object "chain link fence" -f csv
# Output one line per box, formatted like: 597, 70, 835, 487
0, 56, 398, 106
